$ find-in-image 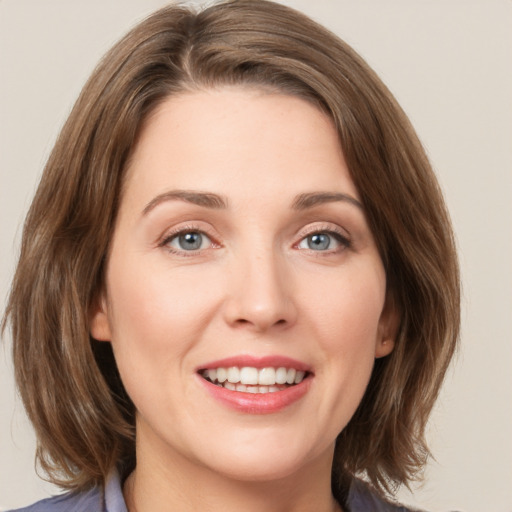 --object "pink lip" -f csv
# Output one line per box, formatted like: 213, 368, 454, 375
197, 354, 312, 372
196, 354, 313, 414
197, 374, 312, 414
